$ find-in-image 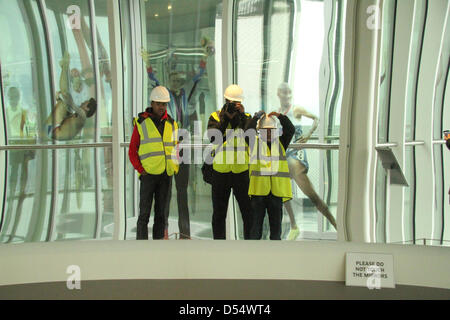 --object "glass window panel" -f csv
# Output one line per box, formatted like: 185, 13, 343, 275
433, 144, 444, 246
322, 149, 339, 233
124, 148, 137, 239
52, 147, 112, 241
138, 0, 220, 240
99, 147, 113, 239
235, 1, 264, 114
377, 0, 396, 143
234, 0, 344, 238
375, 158, 387, 243
1, 149, 53, 243
403, 146, 415, 244
291, 0, 325, 129
404, 0, 426, 141
44, 0, 97, 144
443, 67, 450, 137
120, 0, 134, 141
142, 0, 219, 125
323, 0, 346, 140
0, 0, 50, 146
443, 142, 450, 246
94, 0, 114, 141
165, 163, 214, 240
